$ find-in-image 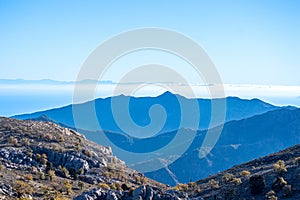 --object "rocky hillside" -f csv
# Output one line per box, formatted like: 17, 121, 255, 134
182, 144, 300, 200
2, 116, 300, 200
60, 137, 300, 200
0, 117, 176, 200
